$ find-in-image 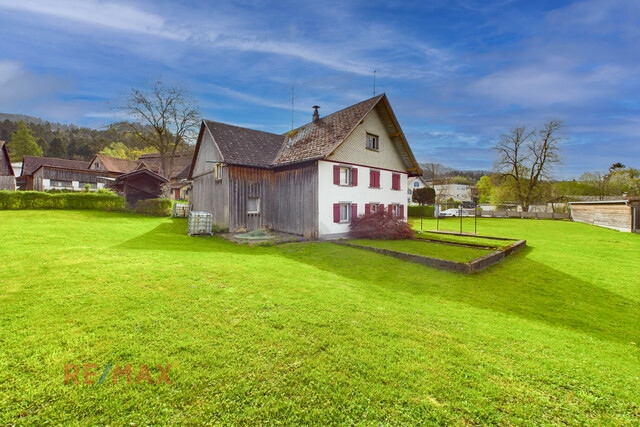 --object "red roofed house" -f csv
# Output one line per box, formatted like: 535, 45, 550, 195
188, 94, 422, 239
